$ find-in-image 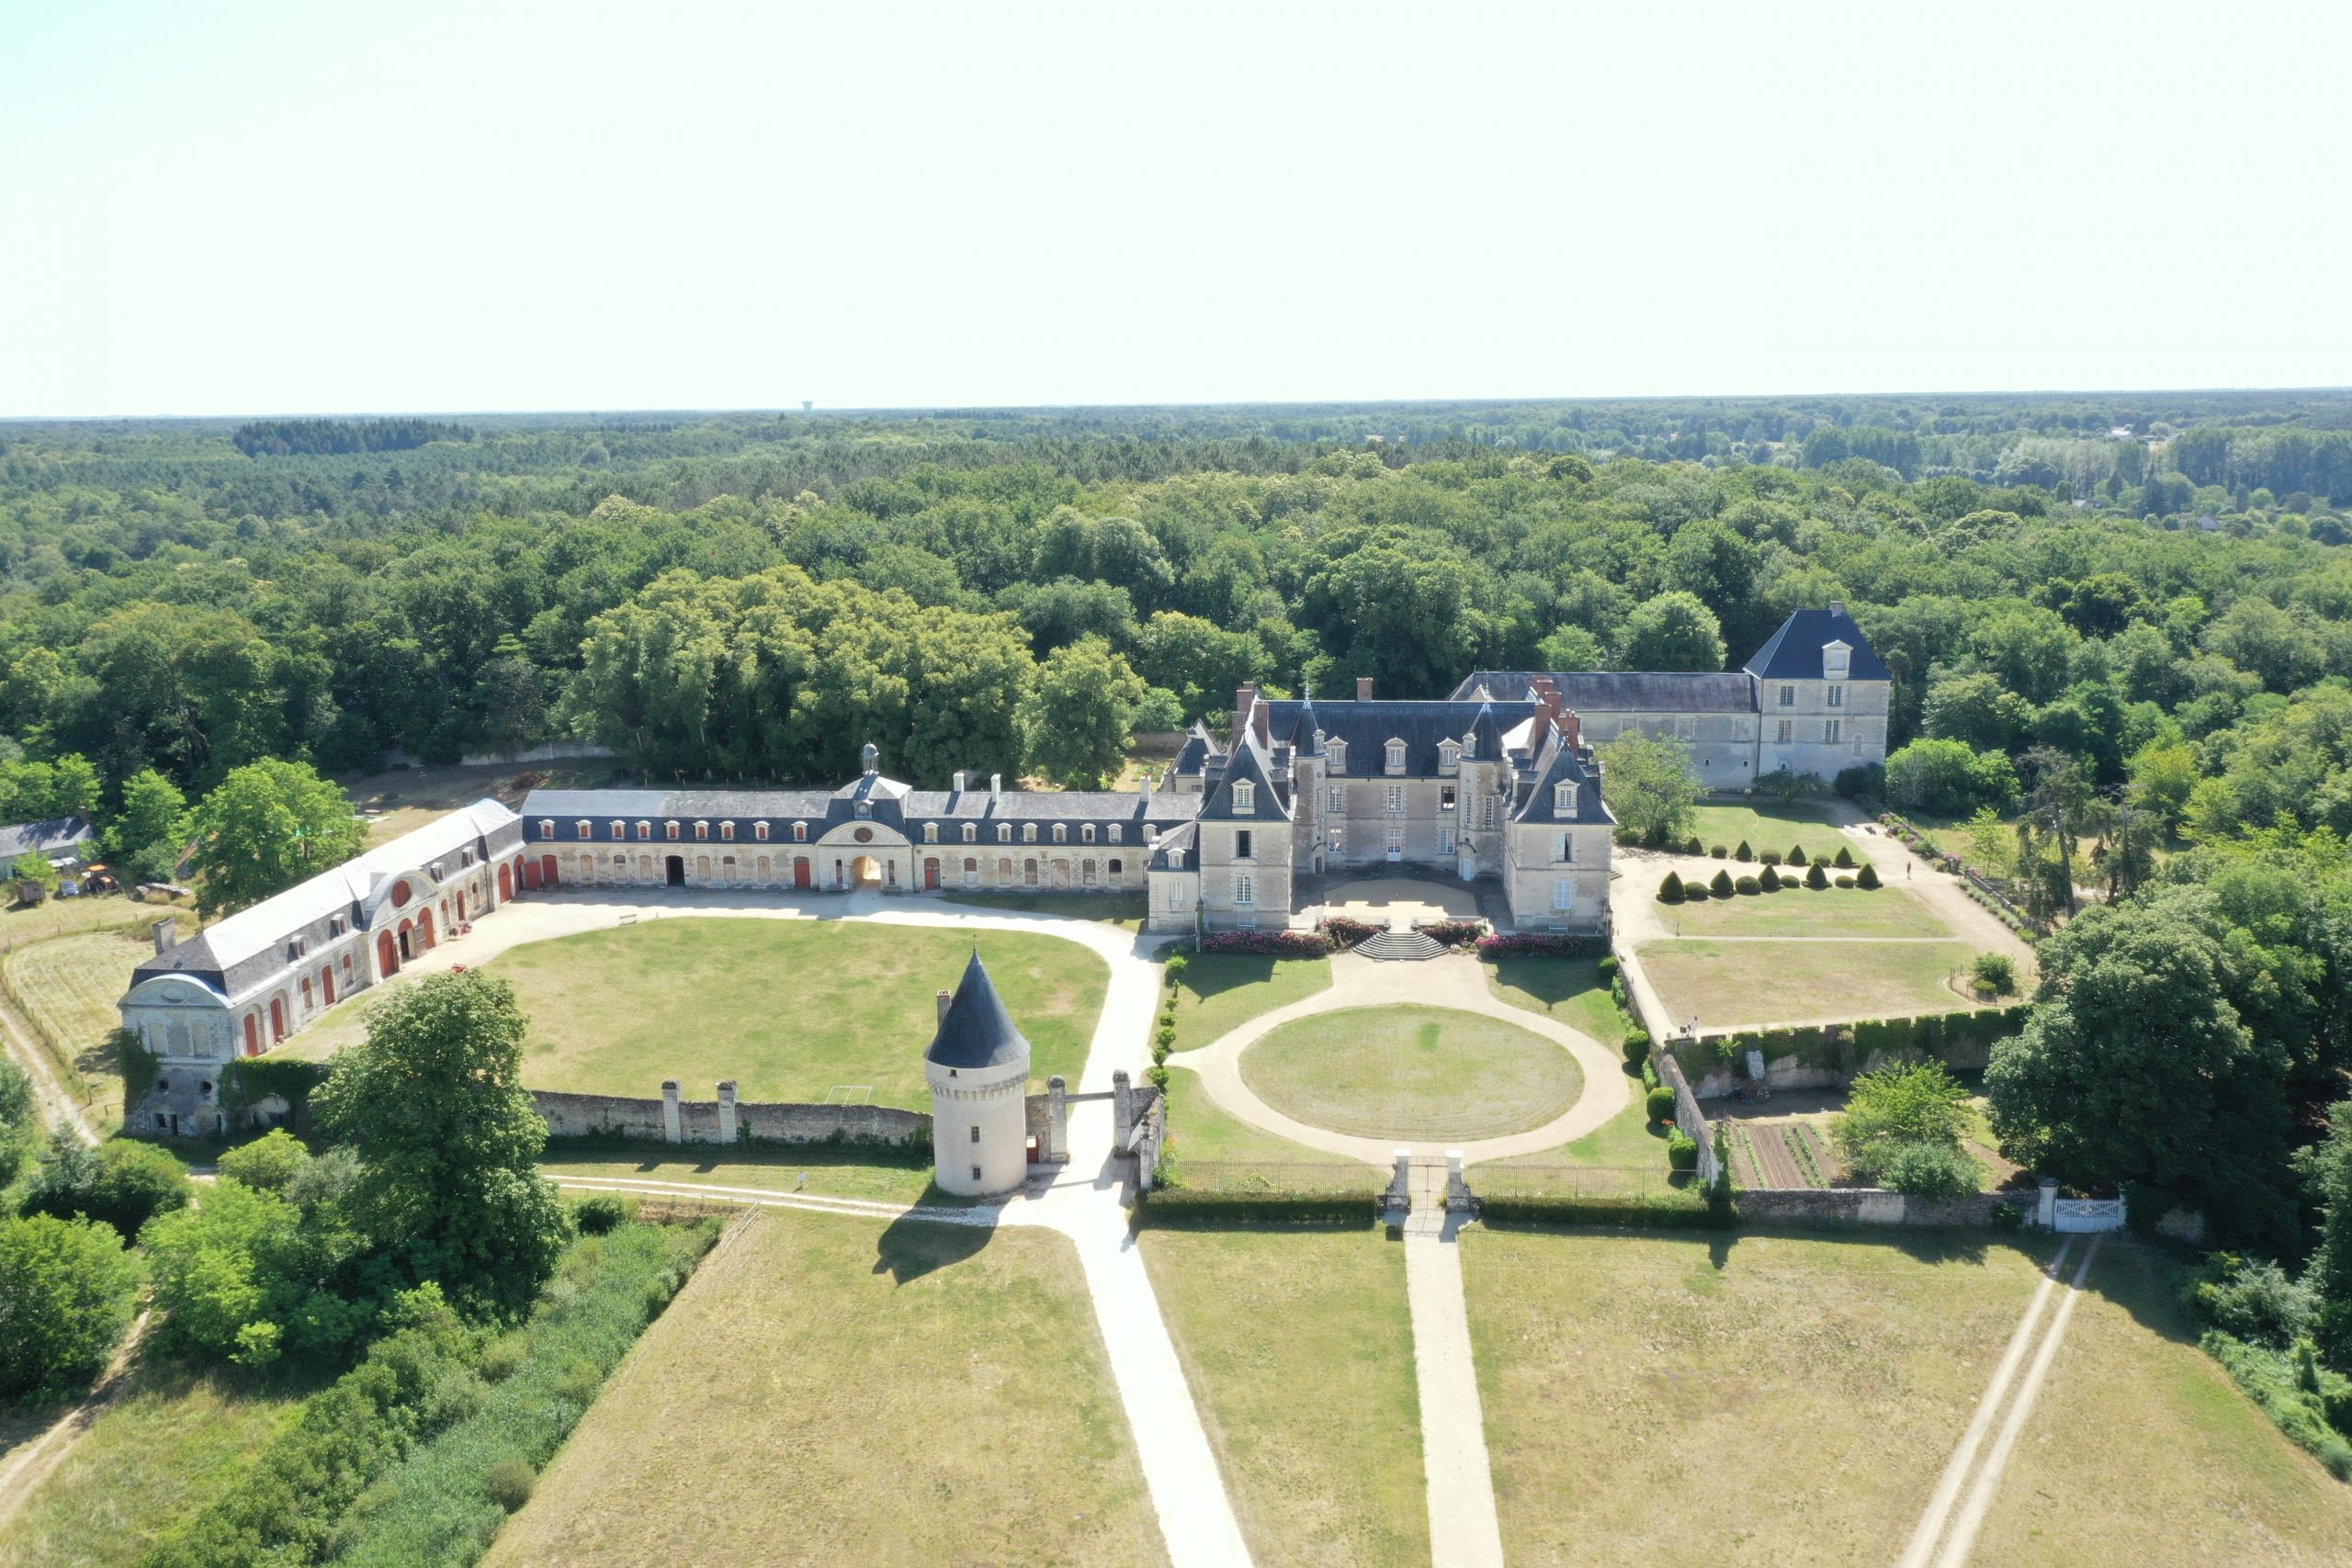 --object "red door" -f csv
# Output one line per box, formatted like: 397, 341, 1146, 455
924, 857, 941, 890
539, 854, 558, 887
268, 998, 285, 1043
379, 930, 399, 976
243, 1013, 259, 1055
322, 968, 335, 1005
794, 857, 812, 889
498, 863, 513, 902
